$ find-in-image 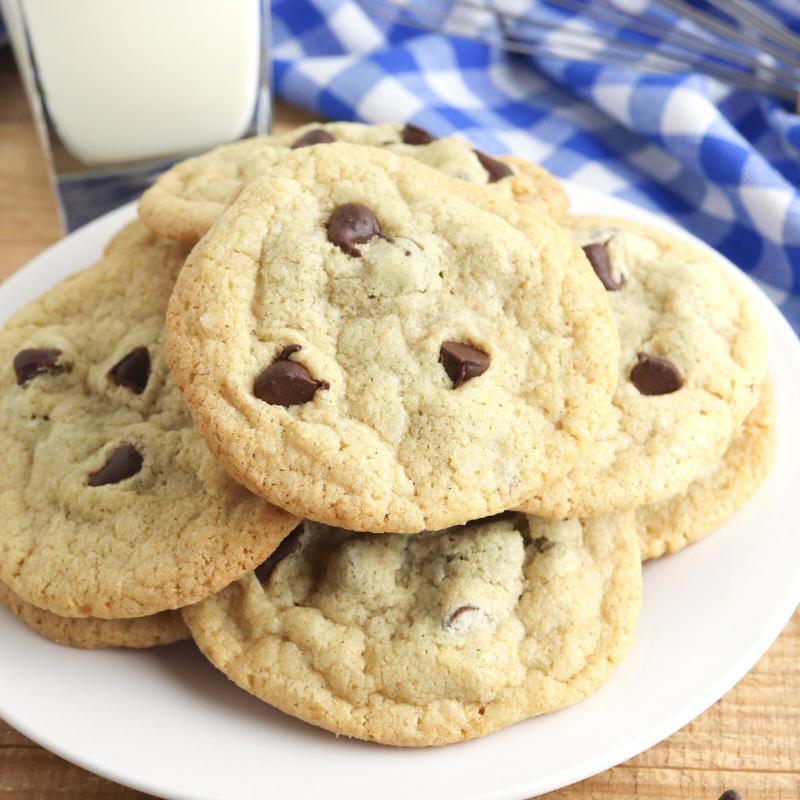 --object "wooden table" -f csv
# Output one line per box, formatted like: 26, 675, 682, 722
0, 47, 798, 800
